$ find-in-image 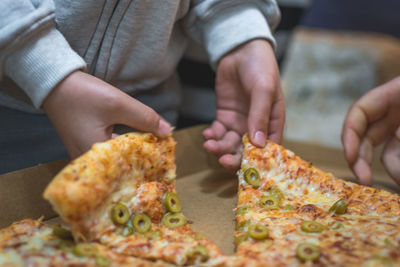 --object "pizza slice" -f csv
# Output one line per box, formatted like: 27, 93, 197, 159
235, 135, 400, 266
43, 133, 222, 266
0, 218, 172, 267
